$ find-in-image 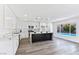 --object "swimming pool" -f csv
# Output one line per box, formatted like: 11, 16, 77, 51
58, 33, 77, 36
